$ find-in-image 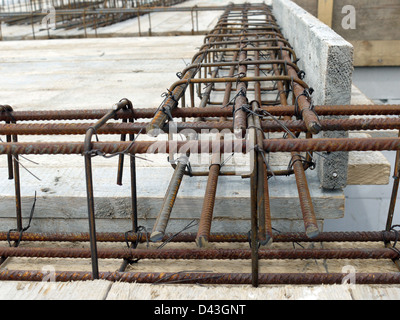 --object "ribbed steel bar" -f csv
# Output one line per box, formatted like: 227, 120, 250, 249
1, 270, 400, 284
252, 90, 272, 244
196, 152, 221, 248
167, 76, 308, 94
272, 50, 319, 238
0, 246, 399, 260
248, 98, 260, 287
1, 105, 399, 122
181, 59, 299, 75
3, 117, 400, 136
276, 38, 321, 134
2, 137, 400, 155
150, 159, 187, 242
3, 3, 400, 288
232, 8, 249, 133
2, 231, 398, 243
83, 100, 127, 278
